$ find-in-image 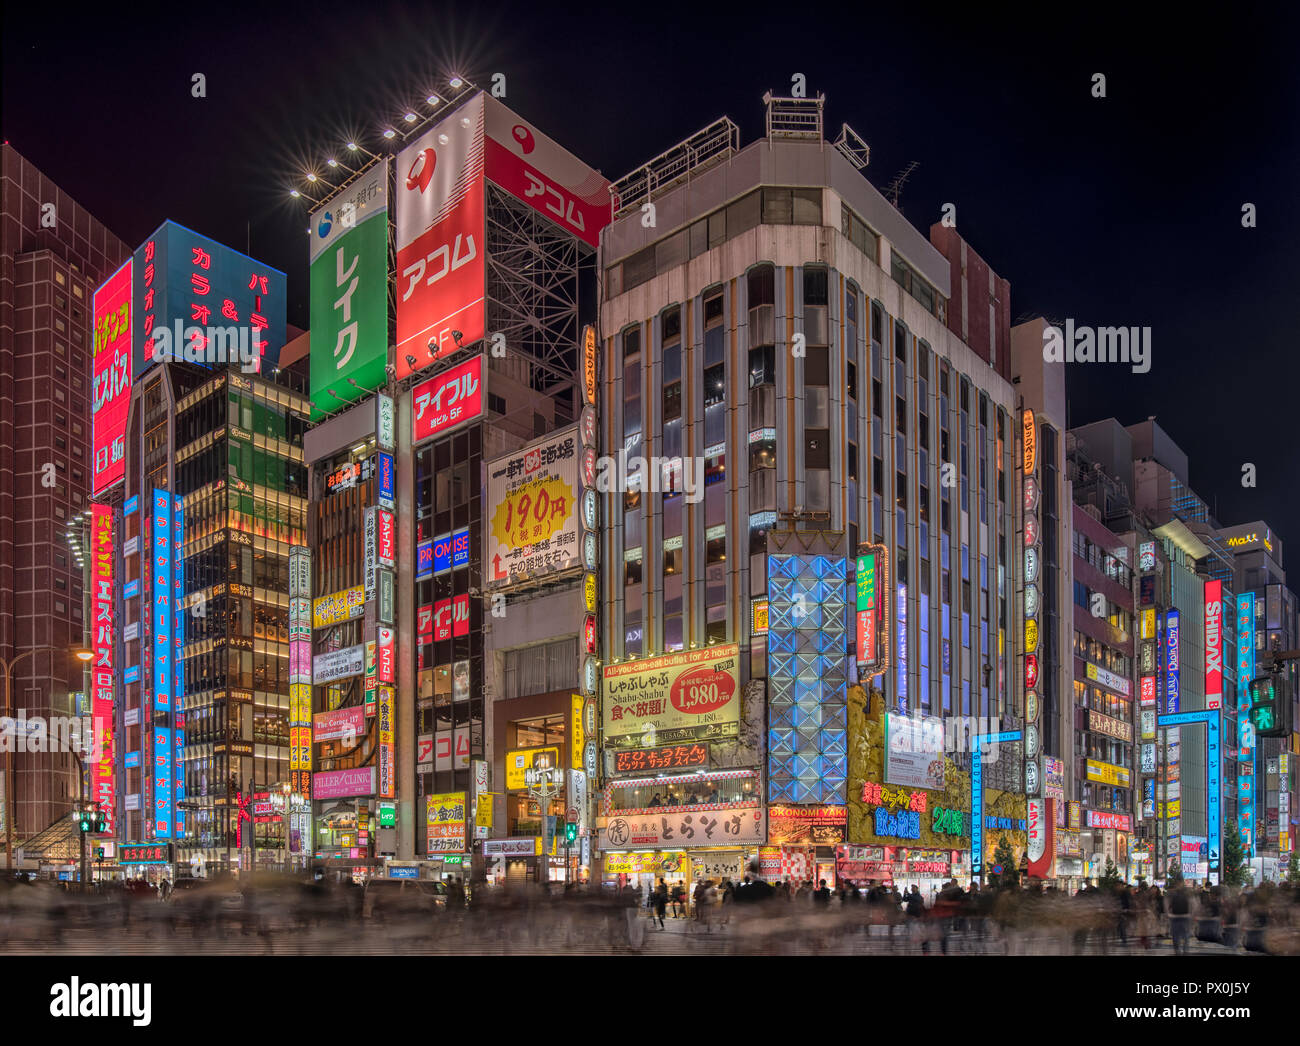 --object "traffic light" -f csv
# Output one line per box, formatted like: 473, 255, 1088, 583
564, 821, 578, 845
77, 808, 92, 833
1249, 674, 1289, 738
